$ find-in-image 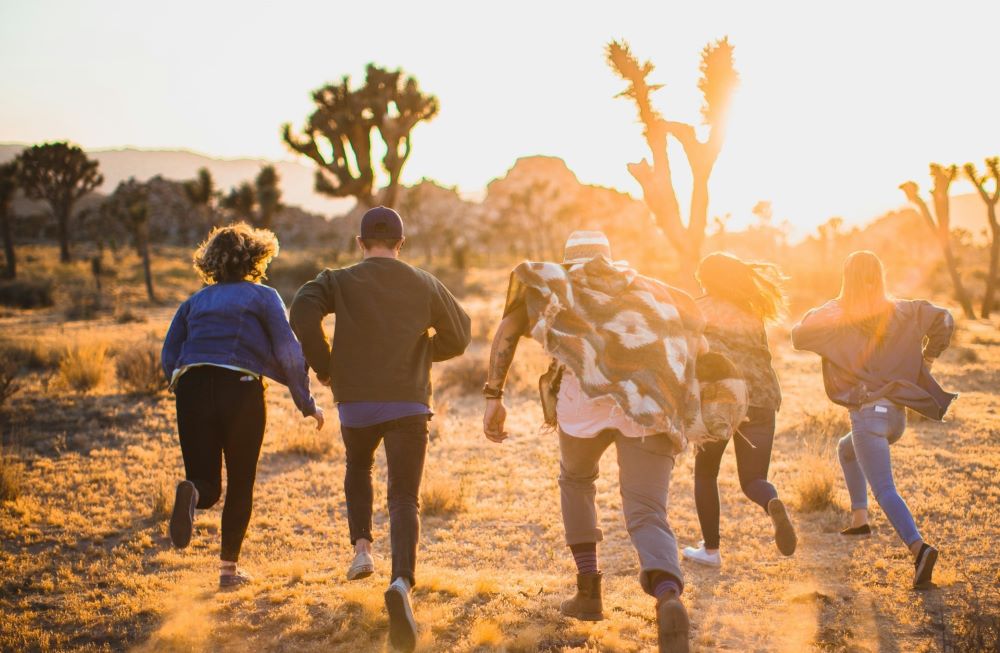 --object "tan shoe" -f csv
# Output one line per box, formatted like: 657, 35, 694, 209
560, 572, 604, 621
347, 550, 375, 580
657, 594, 690, 653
